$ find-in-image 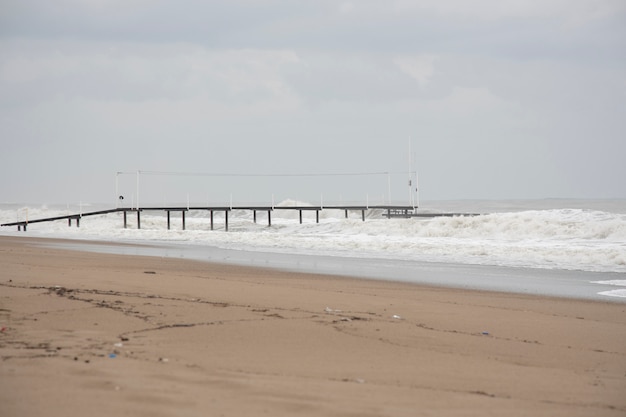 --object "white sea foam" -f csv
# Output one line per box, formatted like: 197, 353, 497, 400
595, 287, 626, 299
2, 200, 626, 274
591, 280, 626, 286
597, 290, 626, 298
591, 280, 626, 299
